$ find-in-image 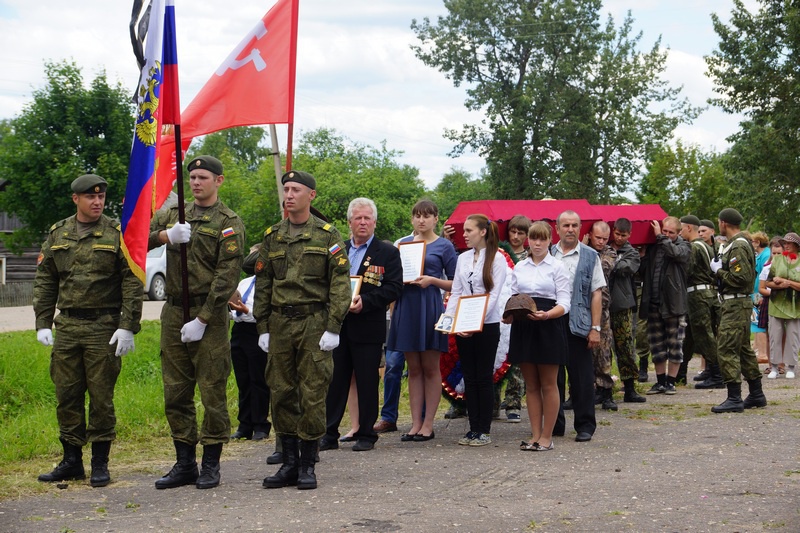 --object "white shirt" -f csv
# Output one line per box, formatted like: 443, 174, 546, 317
510, 254, 572, 314
552, 243, 606, 292
445, 248, 508, 324
230, 275, 256, 323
